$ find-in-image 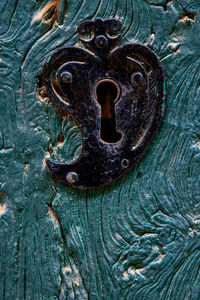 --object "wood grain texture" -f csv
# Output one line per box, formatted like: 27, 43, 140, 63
0, 0, 199, 299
